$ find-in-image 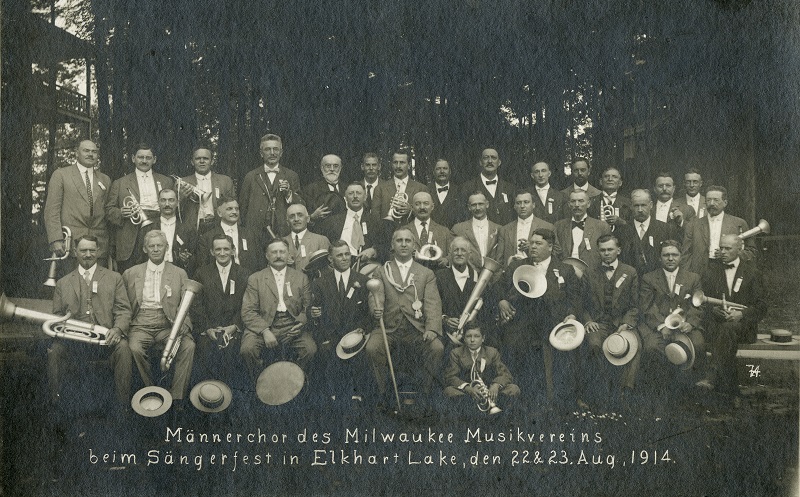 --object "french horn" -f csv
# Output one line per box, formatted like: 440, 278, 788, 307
160, 279, 203, 372
0, 293, 107, 345
415, 243, 443, 262
44, 226, 72, 288
388, 191, 409, 220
